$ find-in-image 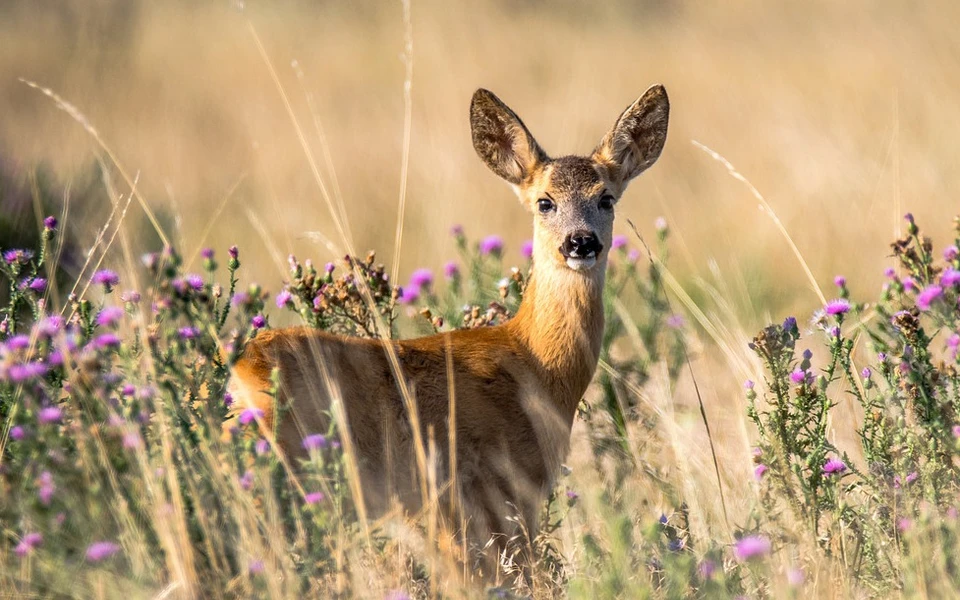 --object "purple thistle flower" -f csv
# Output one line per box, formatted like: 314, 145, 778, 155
3, 249, 34, 264
666, 314, 684, 329
304, 491, 325, 504
953, 425, 960, 438
7, 334, 30, 351
8, 362, 48, 383
823, 458, 847, 476
884, 267, 896, 279
443, 262, 459, 279
230, 292, 249, 307
96, 306, 125, 327
44, 216, 57, 230
941, 269, 960, 287
120, 290, 141, 304
698, 559, 716, 580
744, 380, 755, 390
185, 274, 204, 291
303, 433, 328, 451
521, 240, 534, 259
249, 559, 264, 575
28, 278, 47, 293
787, 567, 805, 587
834, 275, 846, 287
38, 407, 62, 425
861, 367, 872, 379
782, 316, 797, 331
479, 235, 504, 256
754, 464, 768, 480
228, 245, 239, 260
450, 224, 464, 237
611, 235, 628, 250
178, 327, 200, 340
409, 268, 434, 289
251, 315, 266, 329
239, 470, 254, 491
92, 269, 120, 289
654, 216, 668, 232
733, 535, 771, 561
10, 425, 25, 441
916, 285, 943, 311
790, 369, 807, 384
36, 315, 63, 337
566, 490, 579, 501
824, 299, 850, 315
223, 392, 234, 407
255, 438, 270, 455
627, 249, 641, 262
398, 286, 420, 305
324, 262, 335, 274
92, 333, 120, 350
85, 541, 120, 562
201, 247, 214, 260
275, 289, 292, 308
38, 471, 55, 505
238, 408, 264, 426
945, 246, 959, 262
897, 517, 912, 532
122, 431, 143, 450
